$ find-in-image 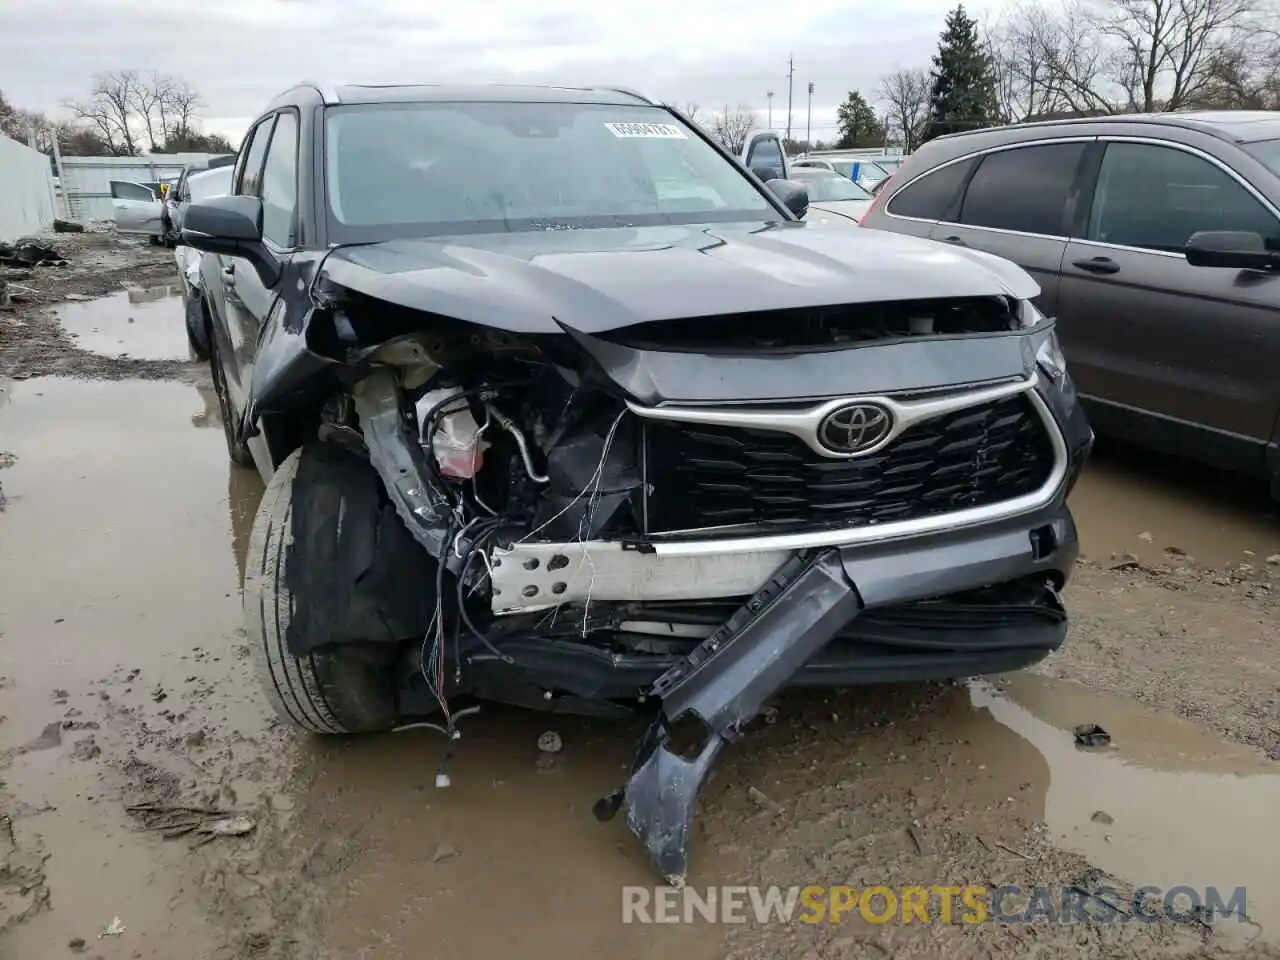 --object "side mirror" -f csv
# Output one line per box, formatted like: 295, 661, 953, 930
765, 179, 809, 219
750, 164, 781, 182
1185, 230, 1279, 271
182, 196, 280, 286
